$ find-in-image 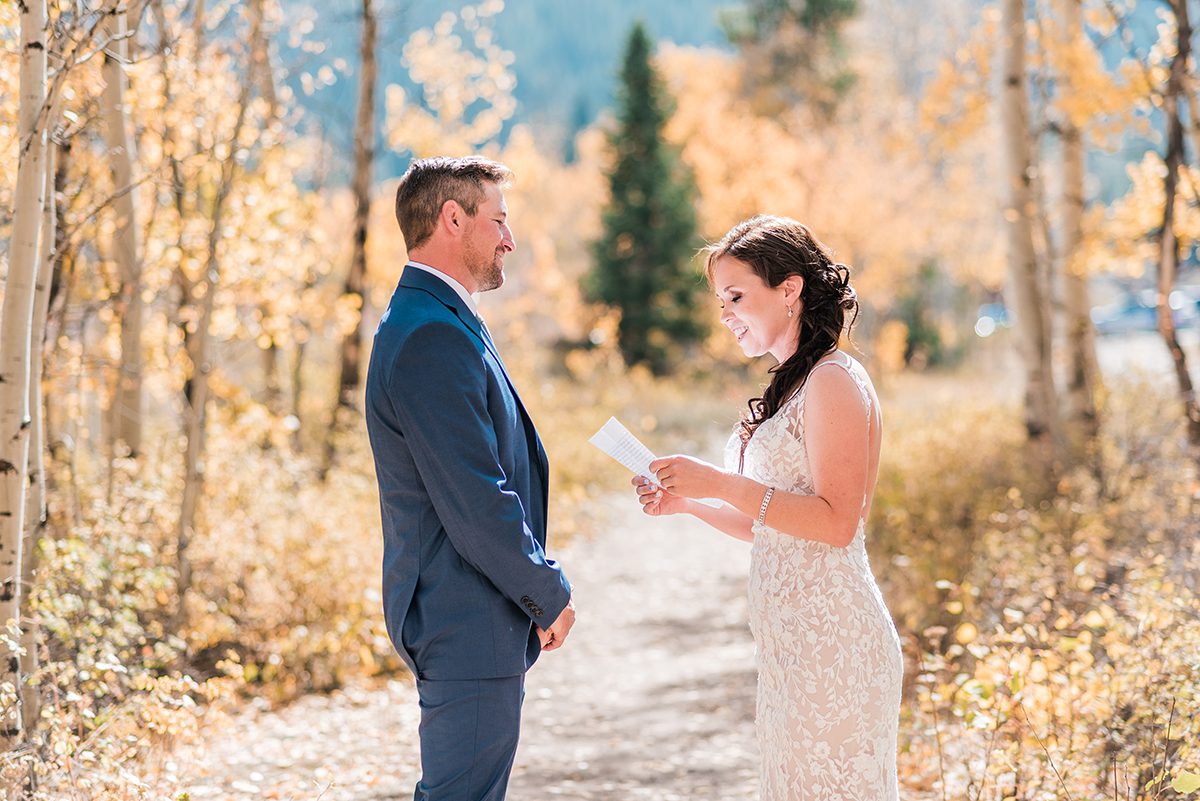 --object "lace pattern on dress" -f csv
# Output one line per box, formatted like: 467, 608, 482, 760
725, 352, 903, 801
